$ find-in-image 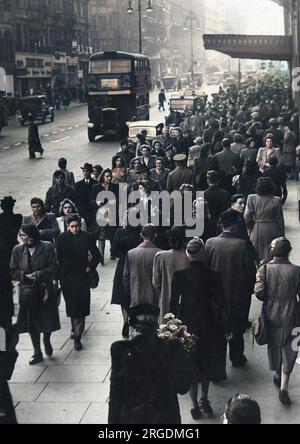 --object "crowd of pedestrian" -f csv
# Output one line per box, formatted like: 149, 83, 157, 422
1, 71, 300, 424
